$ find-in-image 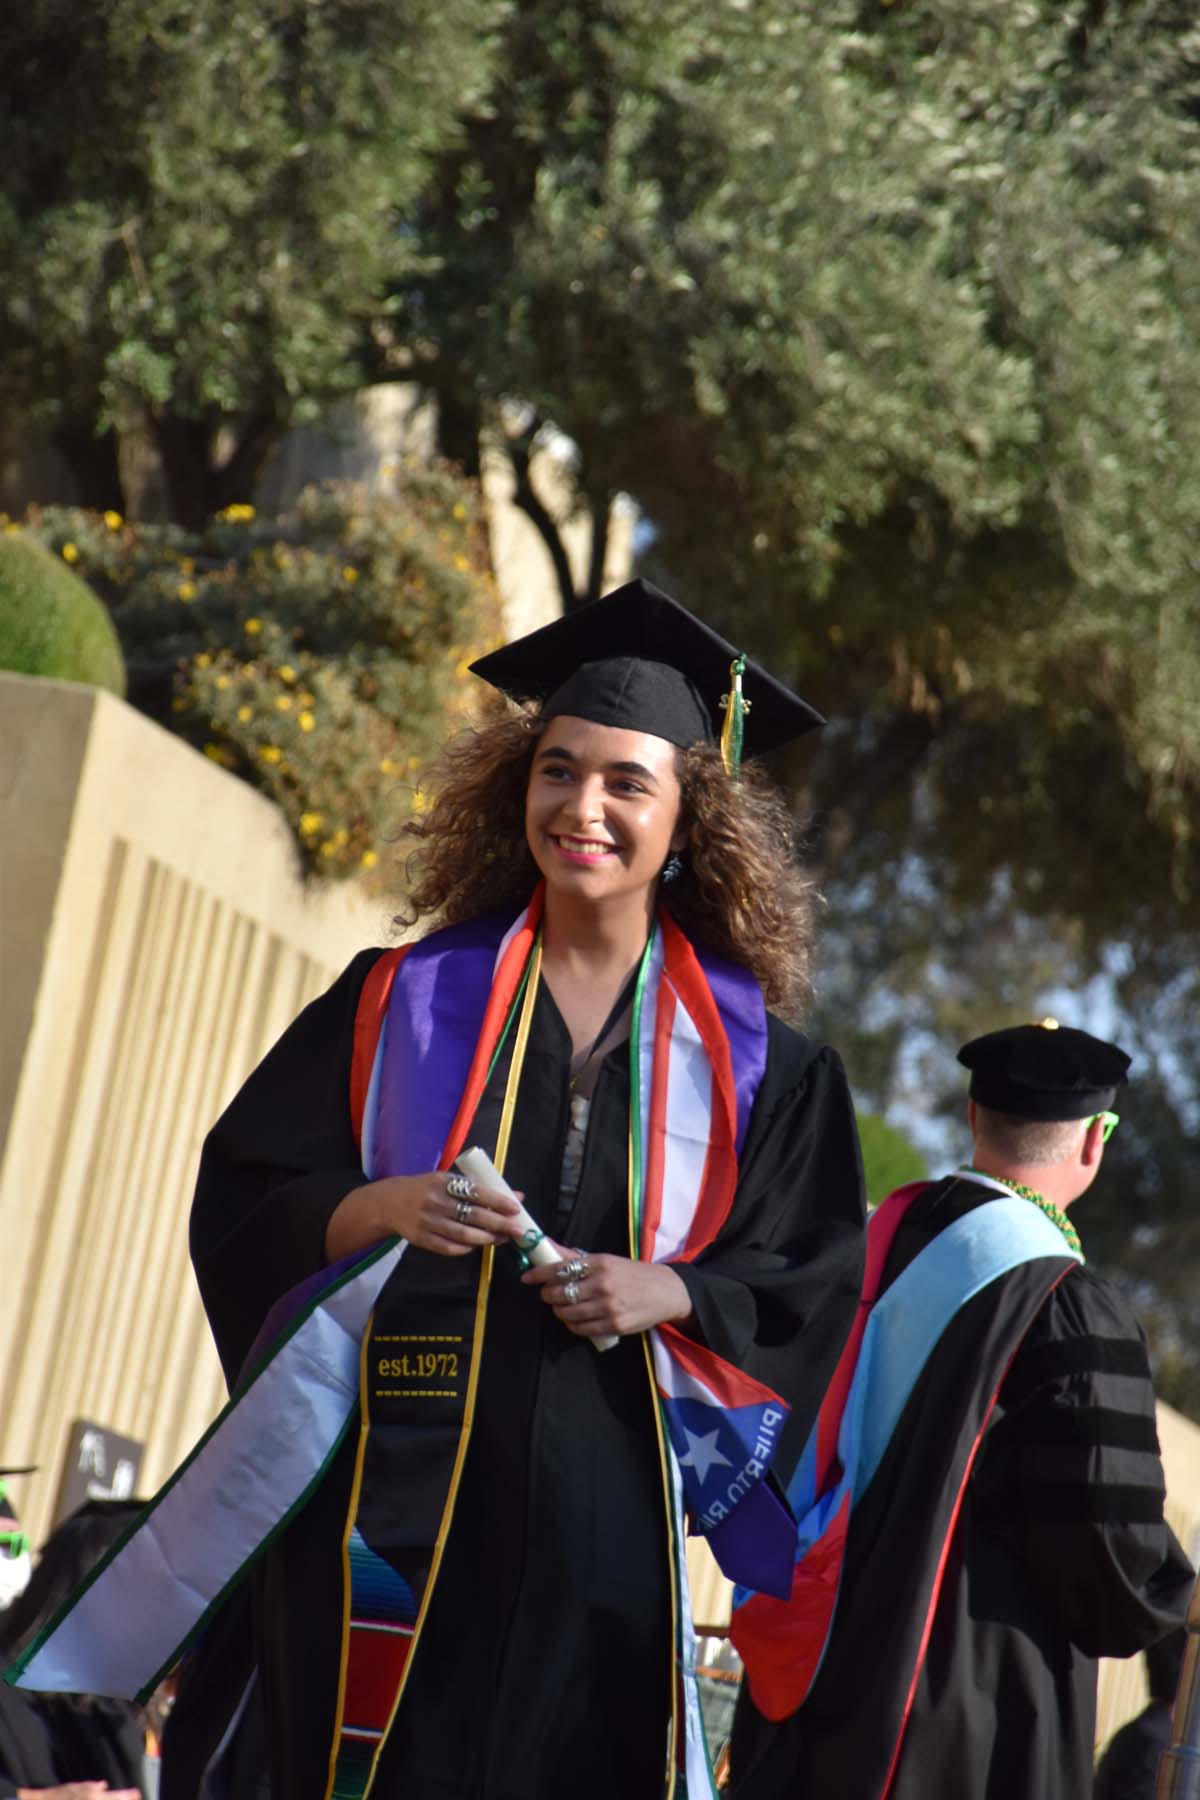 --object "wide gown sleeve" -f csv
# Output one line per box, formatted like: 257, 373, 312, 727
189, 948, 383, 1386
975, 1266, 1195, 1656
668, 1035, 867, 1458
